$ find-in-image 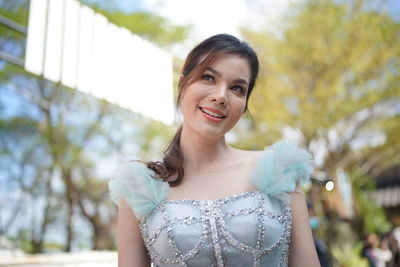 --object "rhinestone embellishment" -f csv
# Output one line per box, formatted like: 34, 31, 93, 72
139, 191, 292, 266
